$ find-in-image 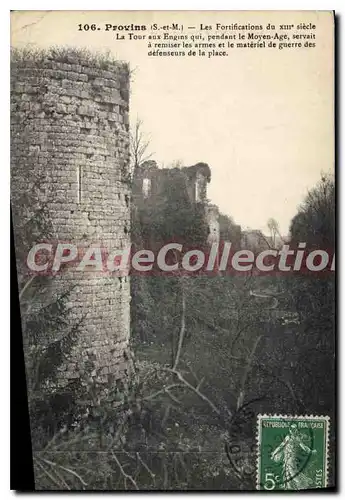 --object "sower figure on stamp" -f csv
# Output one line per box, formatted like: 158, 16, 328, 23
271, 423, 317, 490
